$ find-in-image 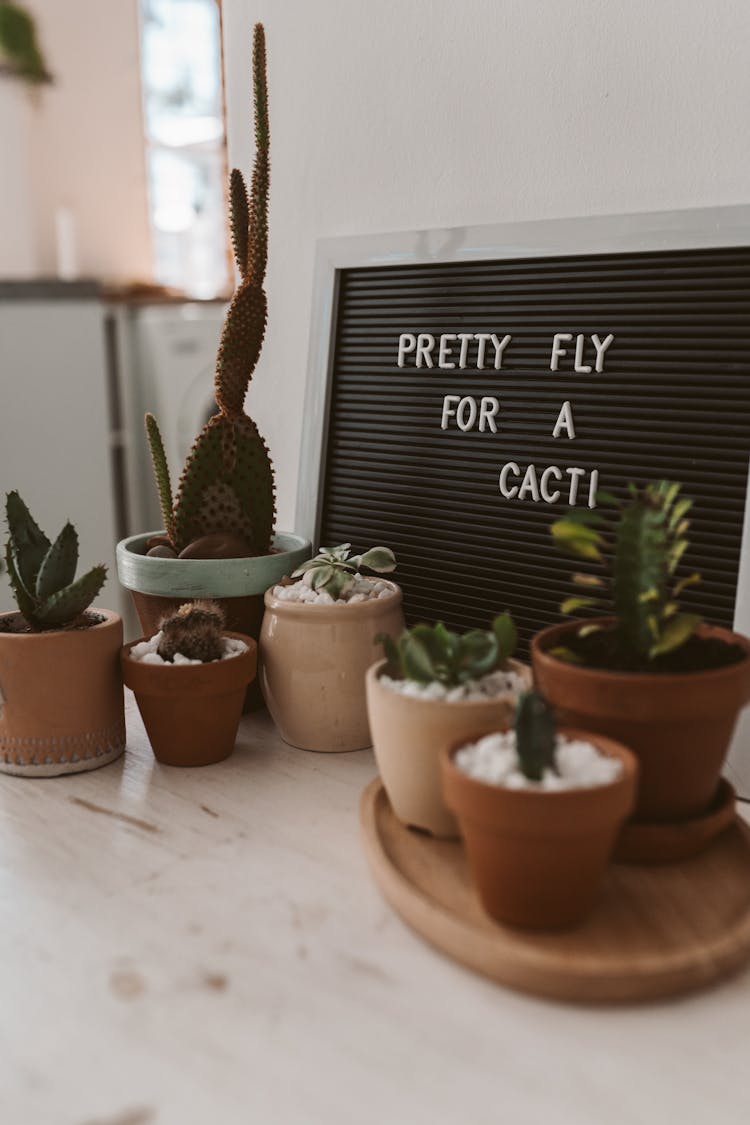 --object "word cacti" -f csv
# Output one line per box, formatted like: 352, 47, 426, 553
379, 613, 517, 688
292, 543, 396, 600
515, 690, 557, 781
4, 491, 106, 630
551, 479, 702, 666
145, 22, 275, 559
157, 600, 226, 663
